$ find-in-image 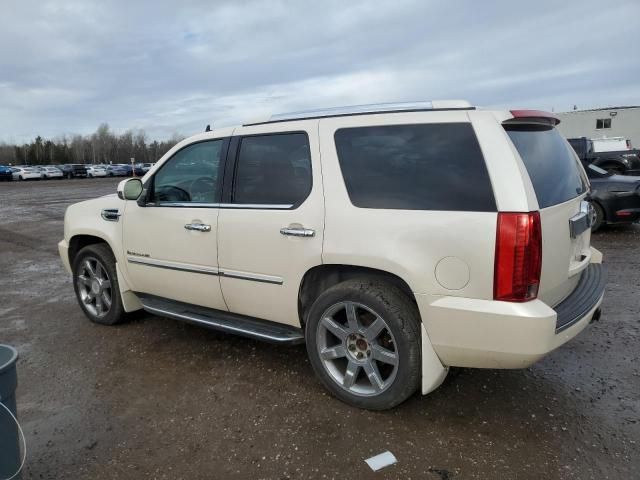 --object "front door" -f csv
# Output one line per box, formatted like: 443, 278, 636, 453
122, 138, 228, 311
217, 122, 324, 327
